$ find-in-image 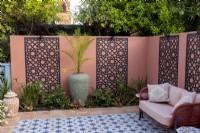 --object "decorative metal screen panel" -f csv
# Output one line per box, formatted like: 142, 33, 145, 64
185, 33, 200, 92
96, 38, 128, 94
25, 37, 60, 92
158, 35, 179, 86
